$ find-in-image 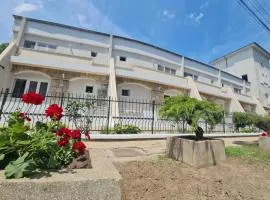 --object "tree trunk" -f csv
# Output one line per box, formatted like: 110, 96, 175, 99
187, 120, 204, 140
195, 126, 204, 140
